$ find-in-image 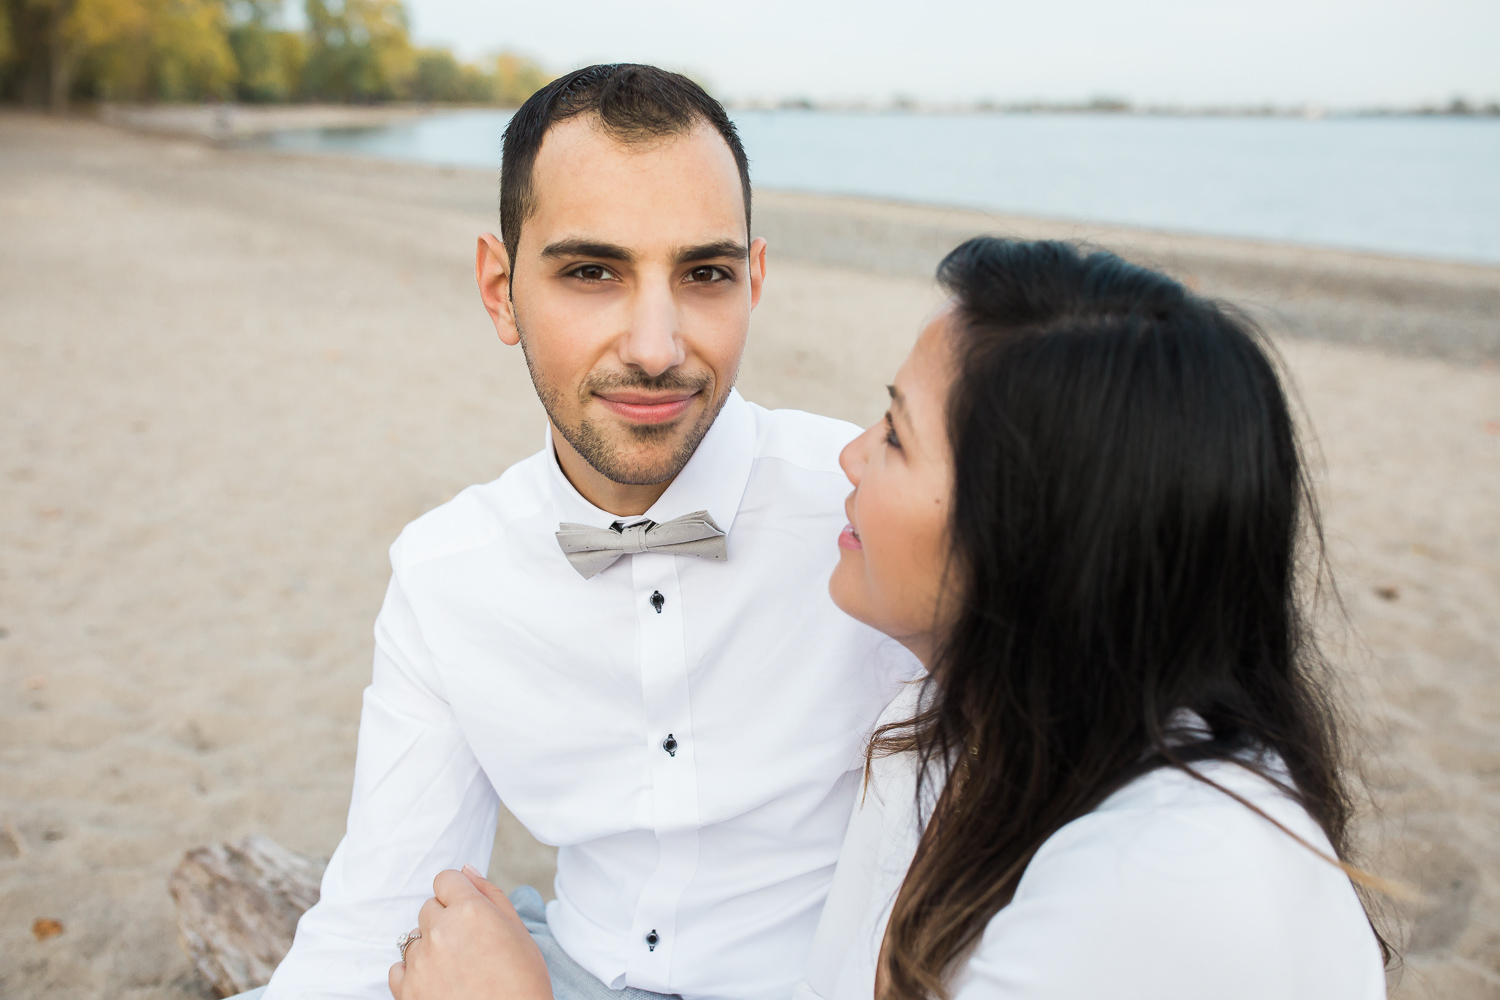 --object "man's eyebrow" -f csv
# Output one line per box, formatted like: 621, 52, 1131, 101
887, 384, 906, 410
539, 239, 635, 263
674, 240, 749, 265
